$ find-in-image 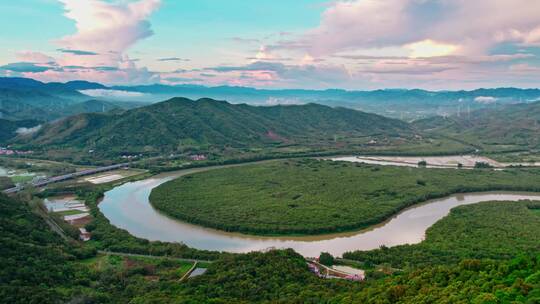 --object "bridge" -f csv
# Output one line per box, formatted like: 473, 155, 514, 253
3, 163, 129, 194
